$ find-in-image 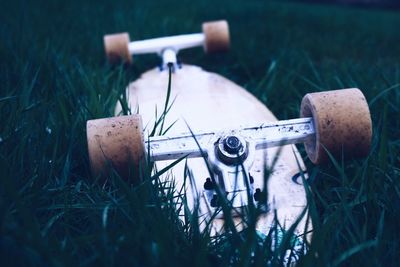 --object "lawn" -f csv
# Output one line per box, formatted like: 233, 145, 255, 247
0, 0, 399, 266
